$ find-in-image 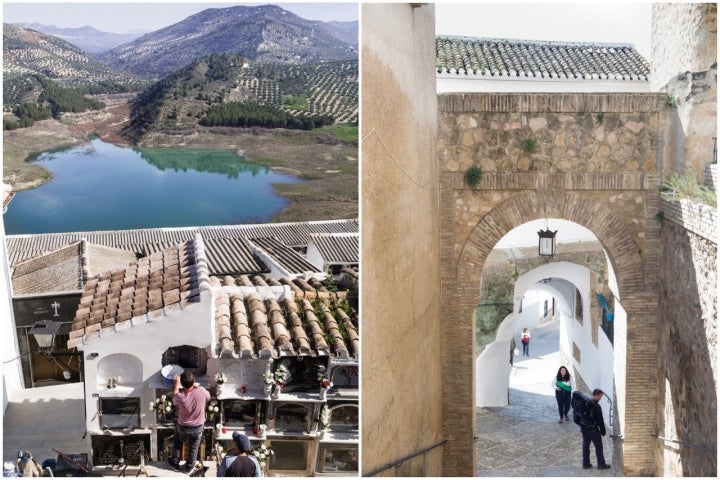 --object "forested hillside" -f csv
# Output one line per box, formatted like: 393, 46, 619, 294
126, 53, 357, 140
